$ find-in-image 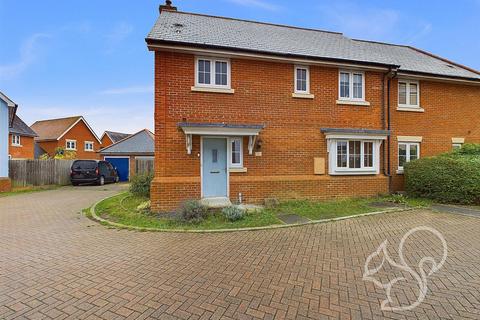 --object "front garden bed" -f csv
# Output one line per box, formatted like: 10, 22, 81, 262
90, 192, 431, 232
